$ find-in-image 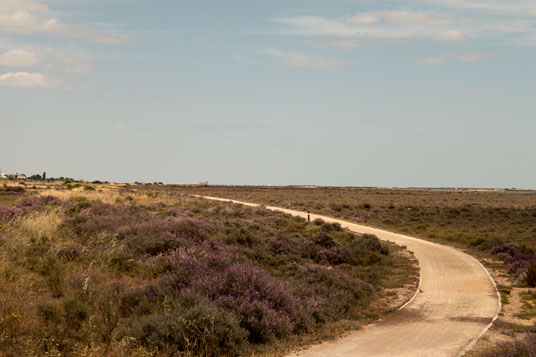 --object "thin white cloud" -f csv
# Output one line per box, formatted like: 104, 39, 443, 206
112, 124, 127, 129
0, 0, 133, 44
419, 53, 496, 64
276, 15, 466, 43
0, 49, 40, 67
305, 39, 364, 49
383, 11, 456, 25
430, 30, 466, 42
346, 11, 457, 26
264, 47, 345, 70
420, 57, 447, 64
0, 71, 55, 87
346, 12, 382, 25
426, 0, 536, 17
275, 5, 536, 46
